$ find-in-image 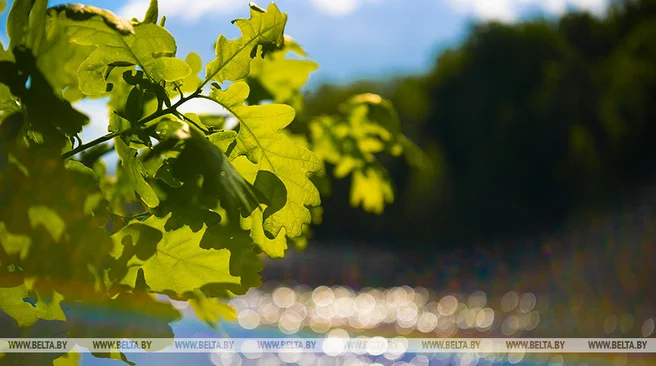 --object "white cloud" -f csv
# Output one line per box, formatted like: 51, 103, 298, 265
120, 0, 383, 21
310, 0, 360, 16
445, 0, 609, 22
119, 0, 250, 22
310, 0, 382, 17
